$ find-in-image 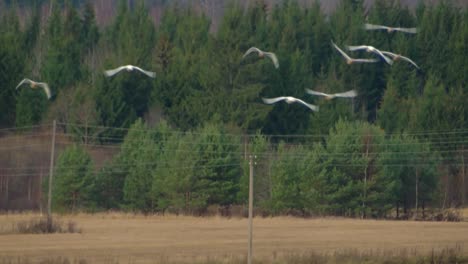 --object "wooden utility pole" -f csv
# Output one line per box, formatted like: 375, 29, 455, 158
462, 144, 465, 206
414, 168, 419, 220
47, 120, 57, 227
248, 155, 255, 264
362, 132, 371, 219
